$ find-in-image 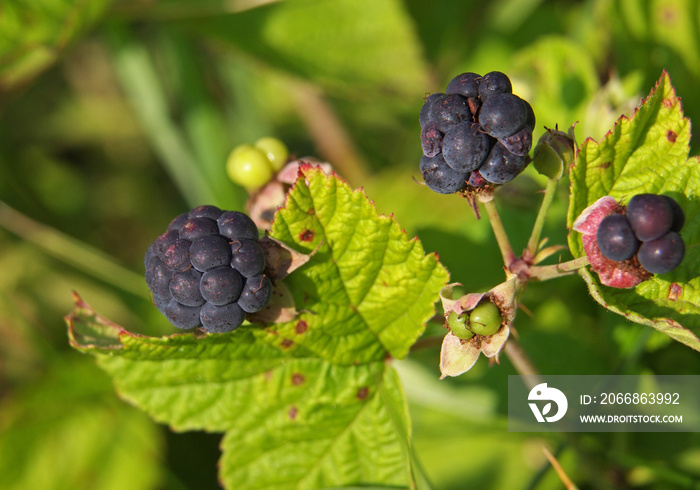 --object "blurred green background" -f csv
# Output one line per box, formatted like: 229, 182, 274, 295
1, 0, 700, 488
